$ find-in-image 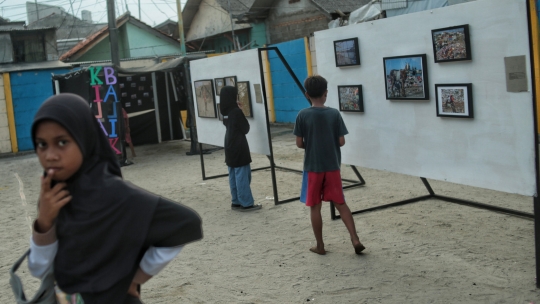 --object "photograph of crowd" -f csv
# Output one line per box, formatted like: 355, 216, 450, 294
435, 83, 473, 118
338, 85, 364, 112
384, 54, 429, 100
431, 24, 471, 63
194, 79, 217, 118
334, 38, 360, 67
